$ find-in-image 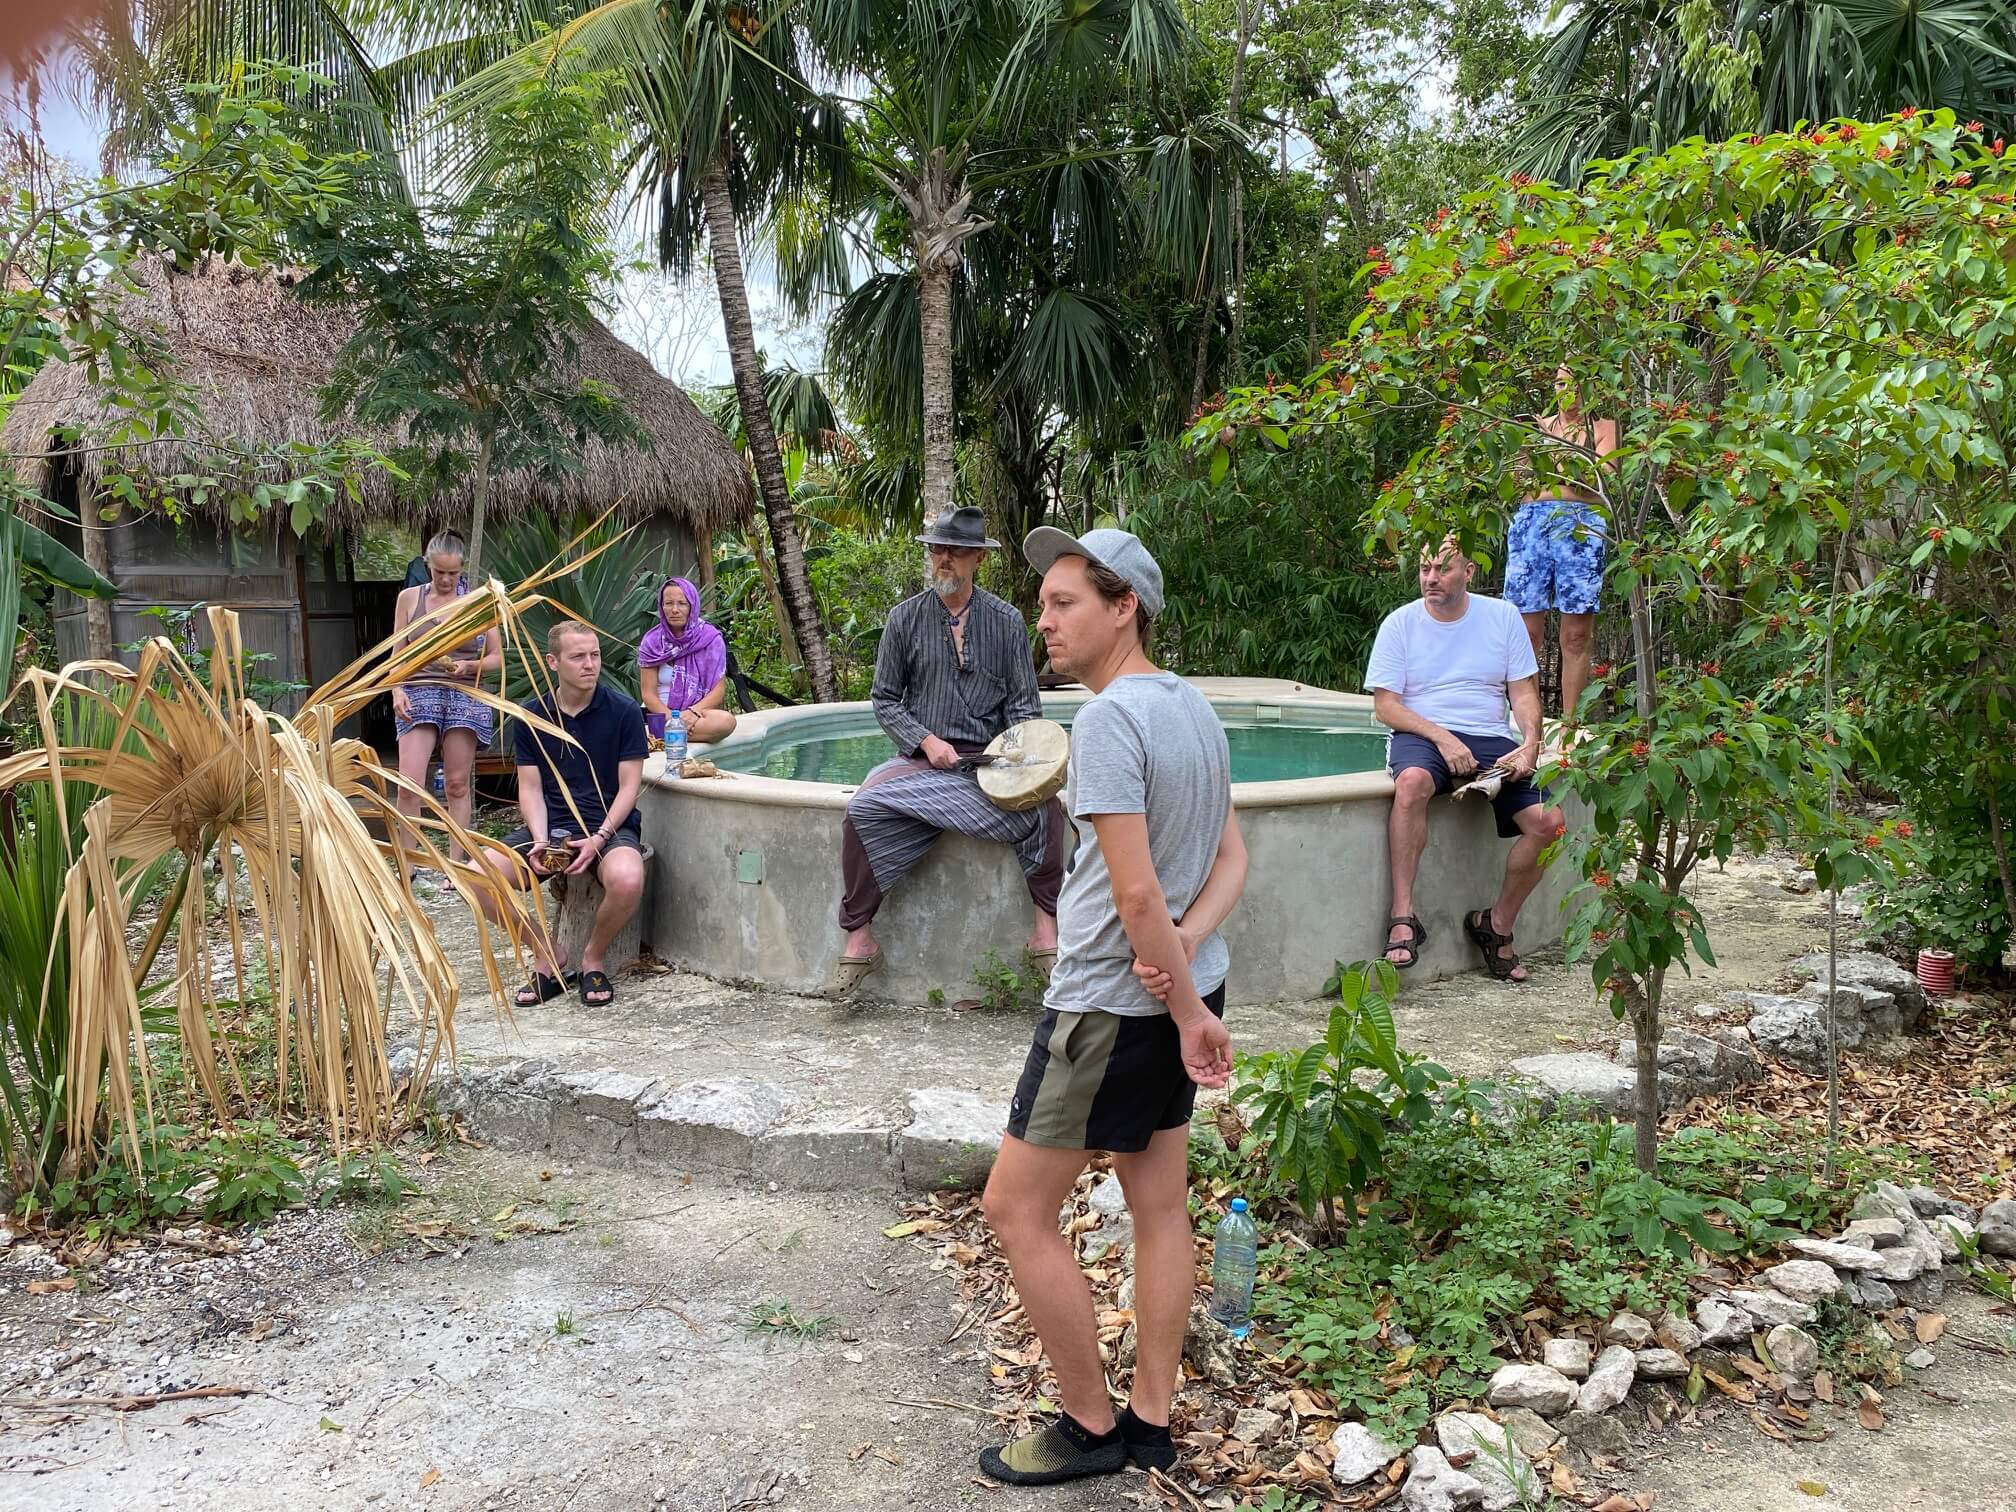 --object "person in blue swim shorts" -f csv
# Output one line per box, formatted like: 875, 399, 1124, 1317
1506, 367, 1617, 723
